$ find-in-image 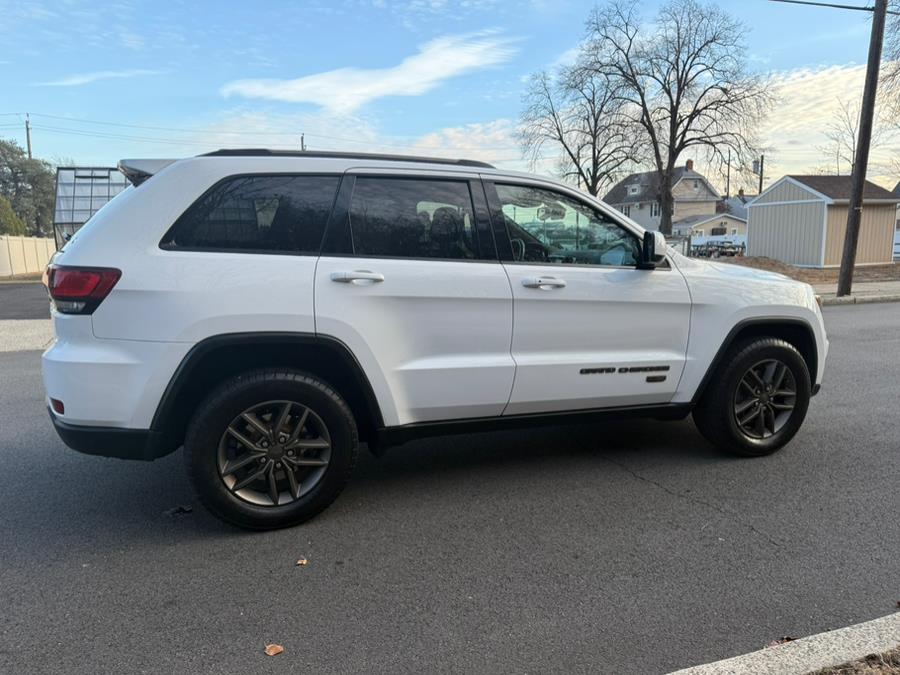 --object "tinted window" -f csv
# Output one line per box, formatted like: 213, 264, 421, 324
348, 178, 479, 260
163, 175, 339, 253
495, 184, 640, 267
